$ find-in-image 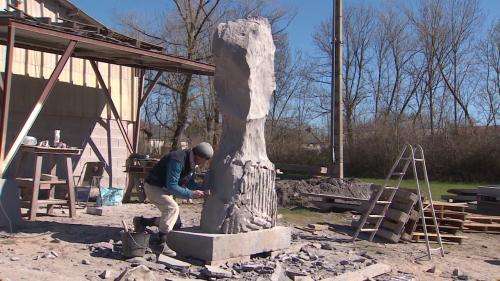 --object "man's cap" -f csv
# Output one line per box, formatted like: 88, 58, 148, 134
192, 142, 214, 159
